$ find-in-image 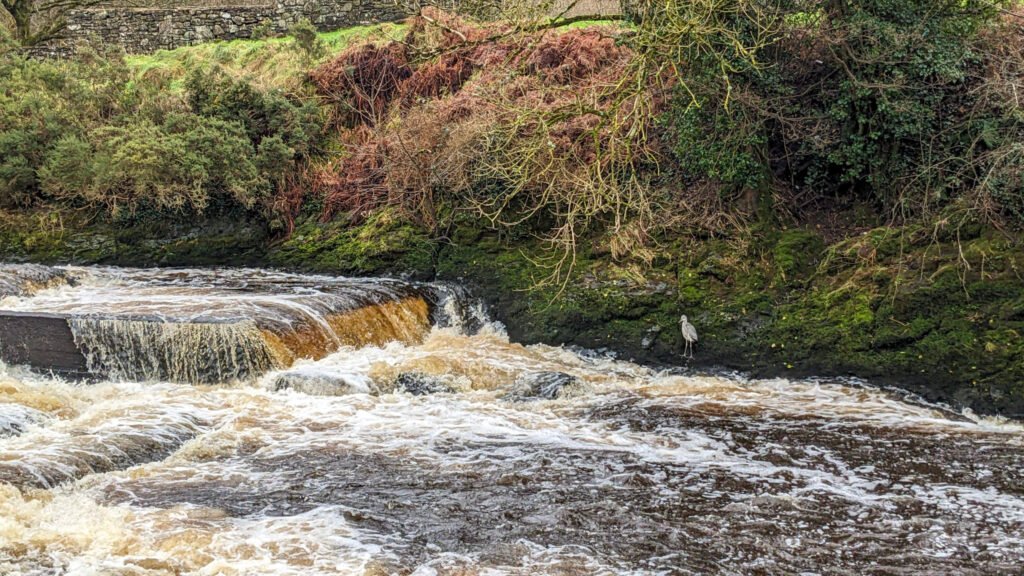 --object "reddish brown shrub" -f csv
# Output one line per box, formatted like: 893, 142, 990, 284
397, 8, 523, 105
383, 102, 497, 228
399, 51, 477, 105
309, 43, 412, 125
521, 30, 626, 84
316, 127, 390, 221
550, 113, 603, 164
309, 10, 656, 251
271, 167, 311, 236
